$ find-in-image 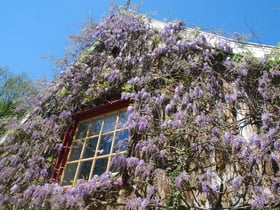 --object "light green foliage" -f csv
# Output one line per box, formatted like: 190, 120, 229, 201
56, 87, 70, 97
230, 53, 243, 62
121, 84, 133, 93
98, 80, 109, 90
0, 67, 40, 135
